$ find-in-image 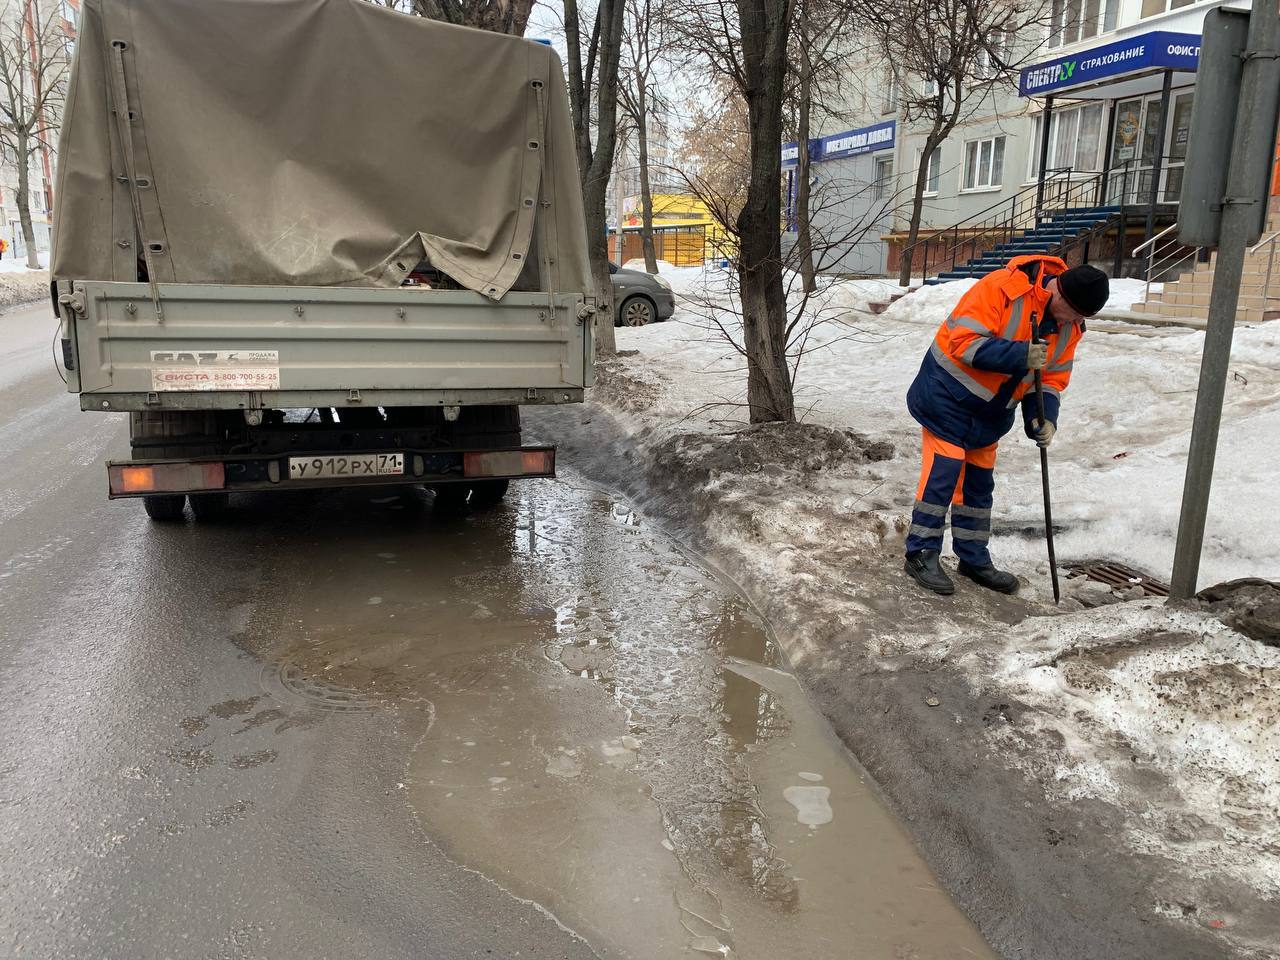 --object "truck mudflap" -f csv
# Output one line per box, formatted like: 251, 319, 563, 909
107, 446, 555, 498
